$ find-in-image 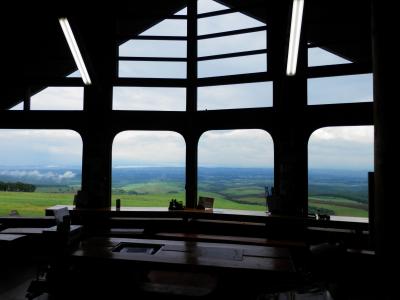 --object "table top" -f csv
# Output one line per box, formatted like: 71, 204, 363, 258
0, 233, 26, 242
72, 237, 295, 274
1, 225, 82, 235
